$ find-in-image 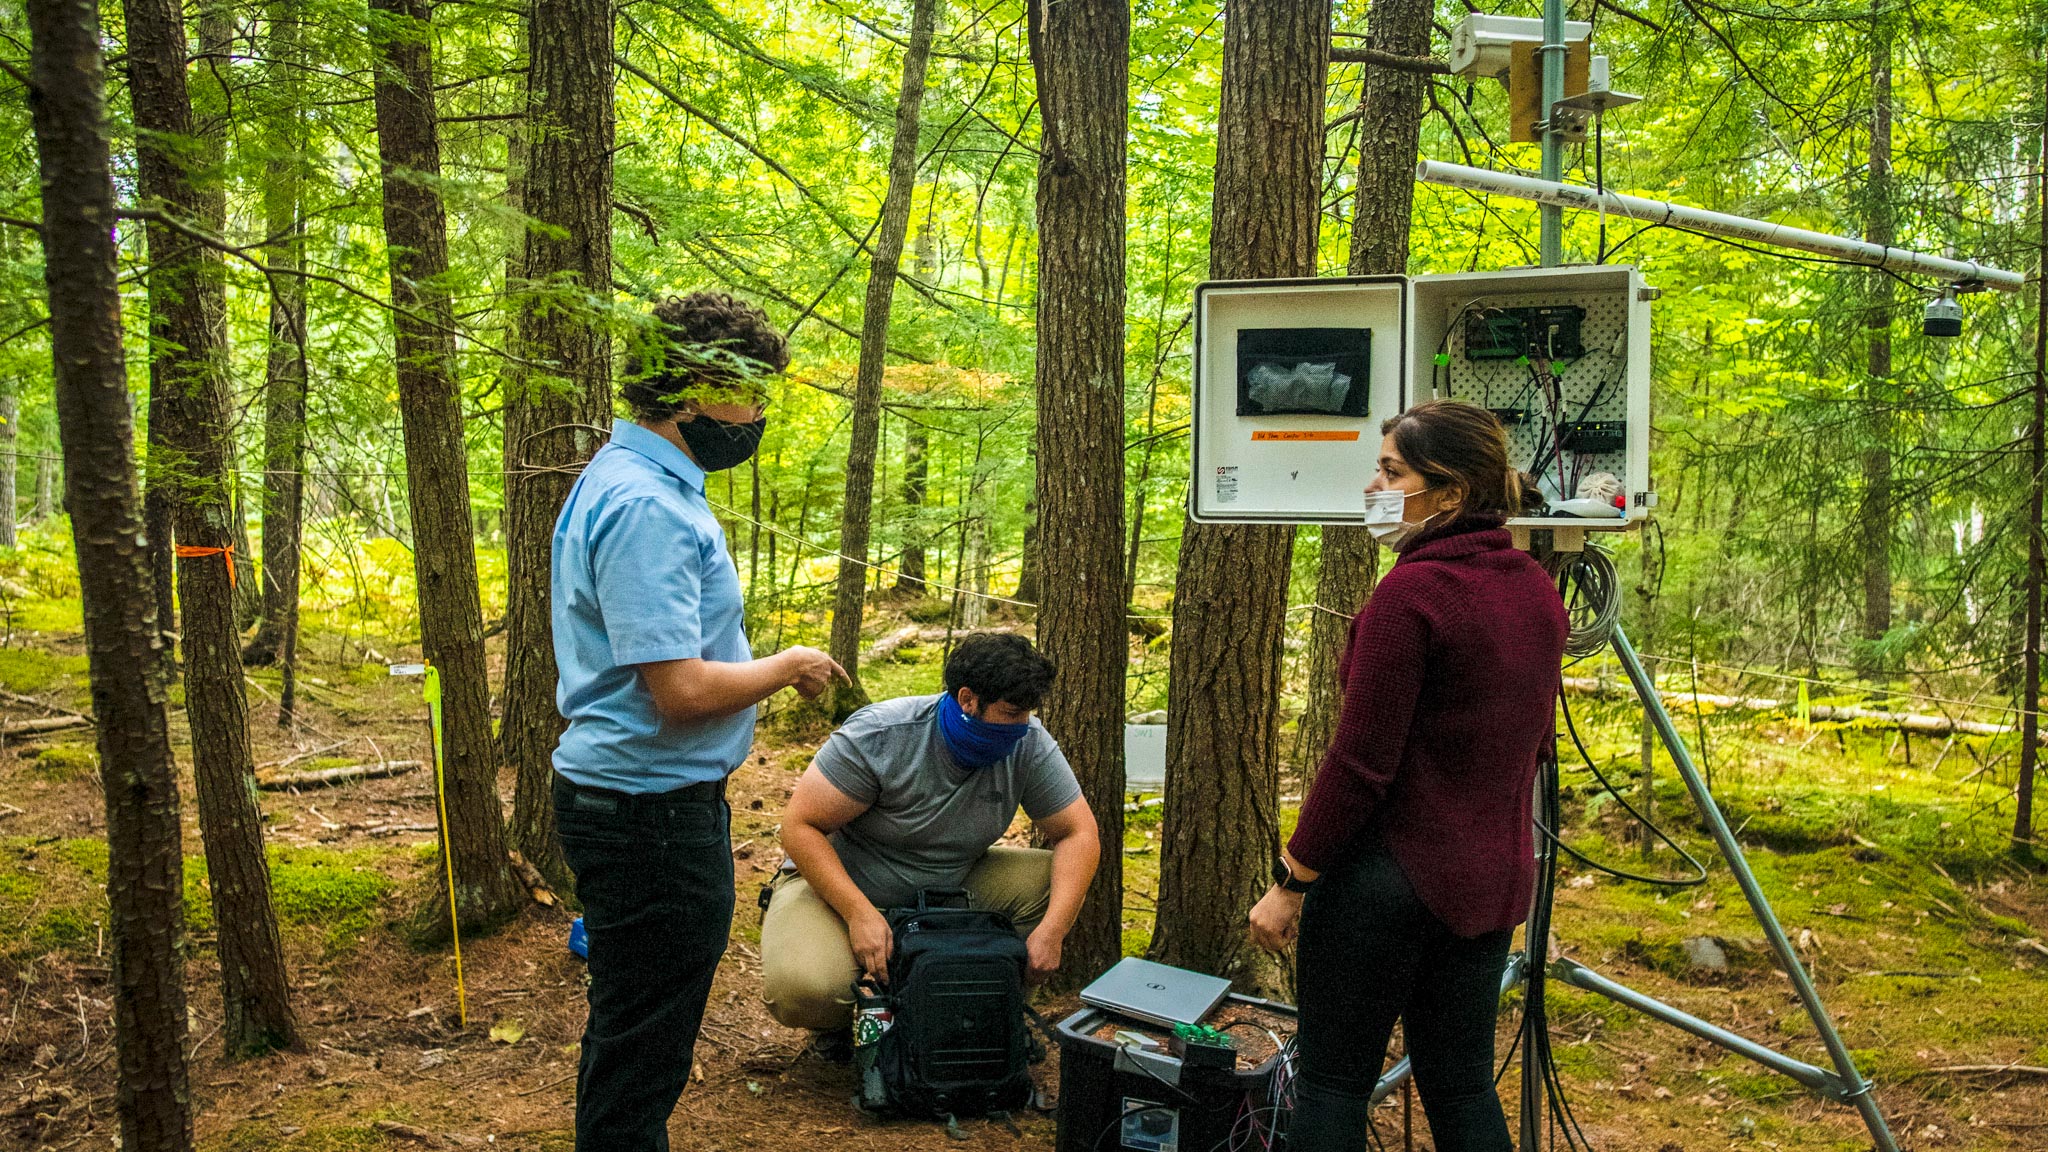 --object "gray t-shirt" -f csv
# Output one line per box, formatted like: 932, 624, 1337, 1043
810, 693, 1083, 910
